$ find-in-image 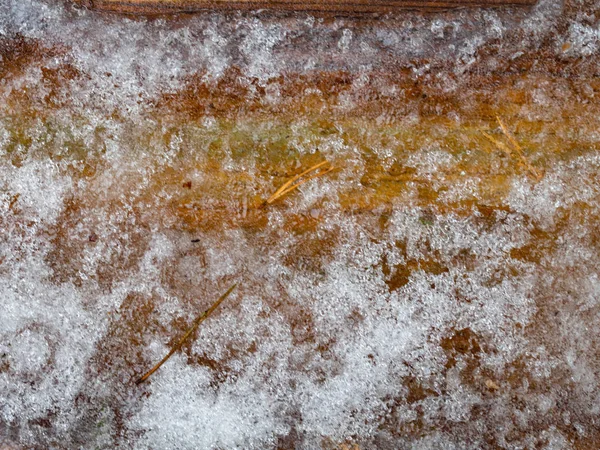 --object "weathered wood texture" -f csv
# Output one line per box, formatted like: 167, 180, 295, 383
73, 0, 536, 14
